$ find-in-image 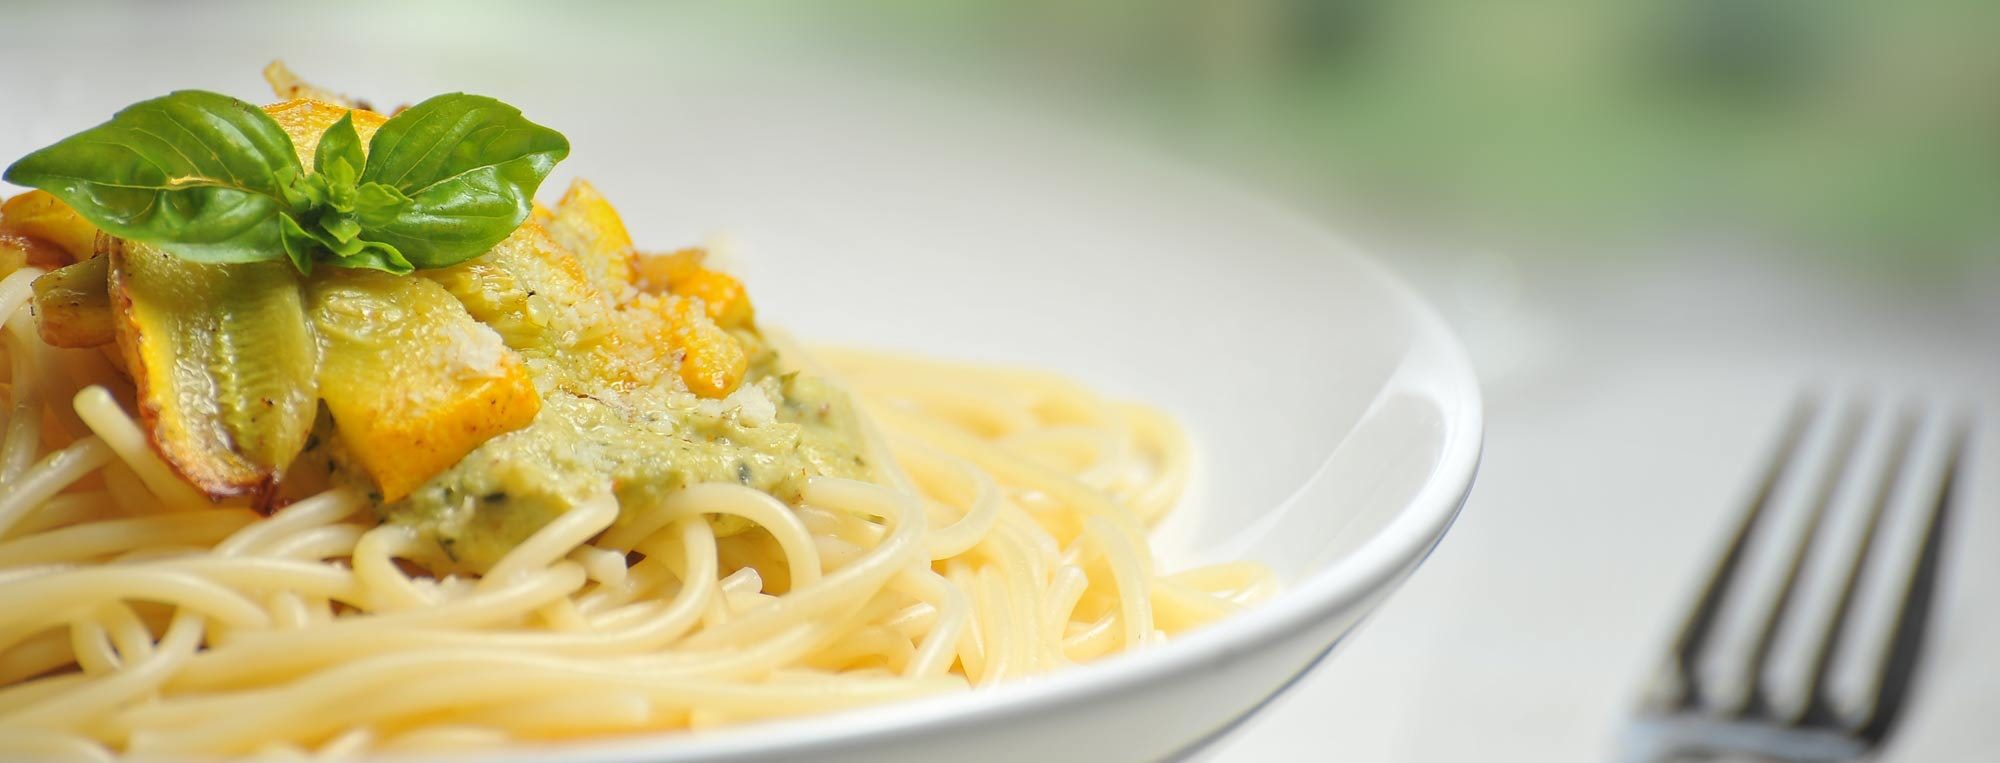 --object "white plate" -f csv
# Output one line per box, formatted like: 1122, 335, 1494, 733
0, 6, 1484, 761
